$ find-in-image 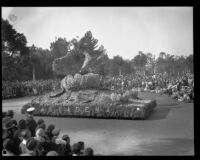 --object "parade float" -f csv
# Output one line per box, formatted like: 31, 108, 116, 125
21, 40, 157, 120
